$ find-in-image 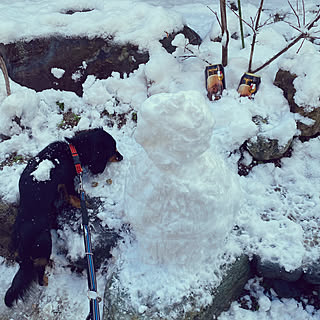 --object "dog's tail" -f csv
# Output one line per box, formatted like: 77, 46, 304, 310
4, 260, 36, 307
